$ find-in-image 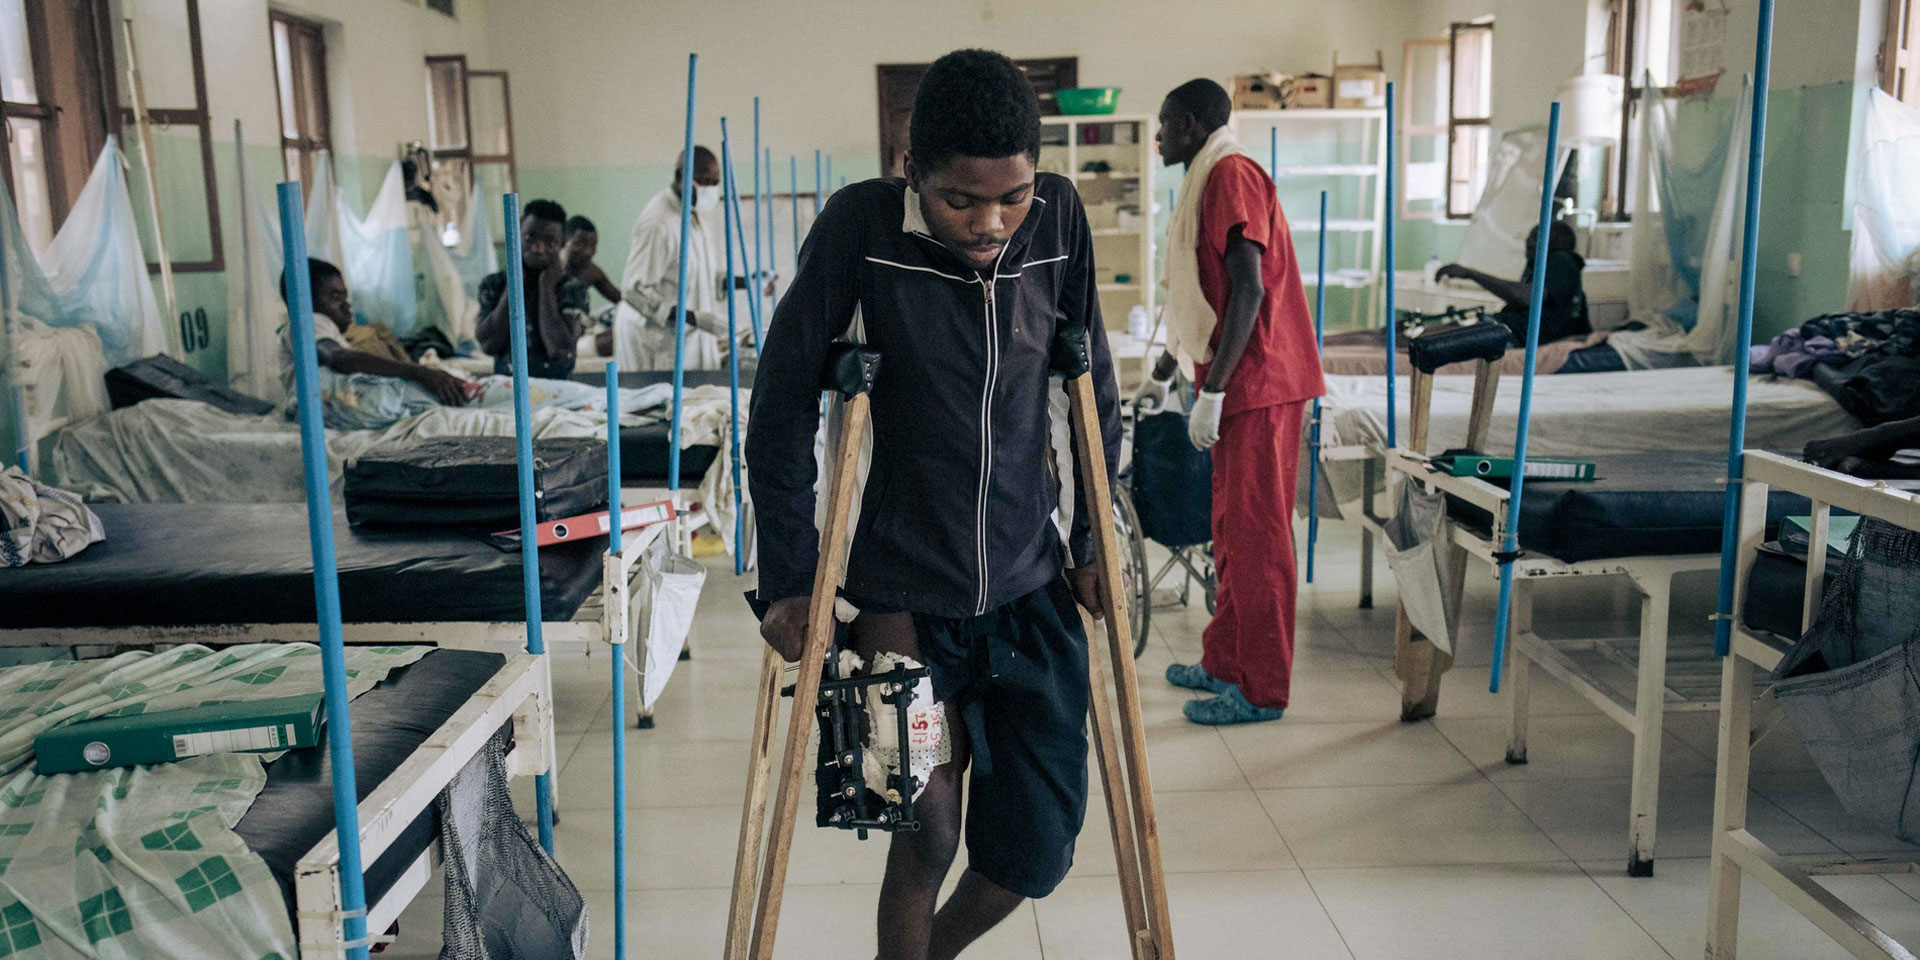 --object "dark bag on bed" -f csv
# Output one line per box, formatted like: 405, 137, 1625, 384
344, 436, 608, 529
106, 354, 276, 416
